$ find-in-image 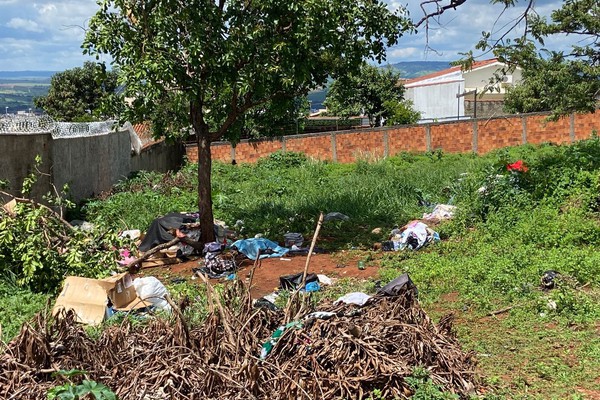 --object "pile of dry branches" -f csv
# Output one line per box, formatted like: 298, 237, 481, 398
0, 280, 478, 399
